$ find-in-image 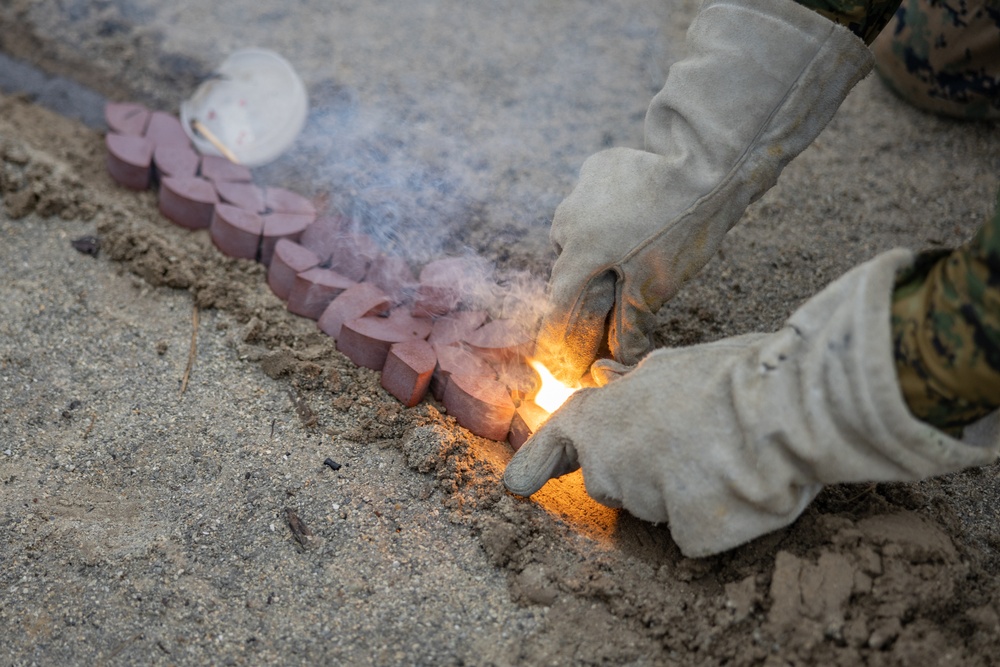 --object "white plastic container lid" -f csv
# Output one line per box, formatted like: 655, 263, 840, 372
181, 49, 309, 167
